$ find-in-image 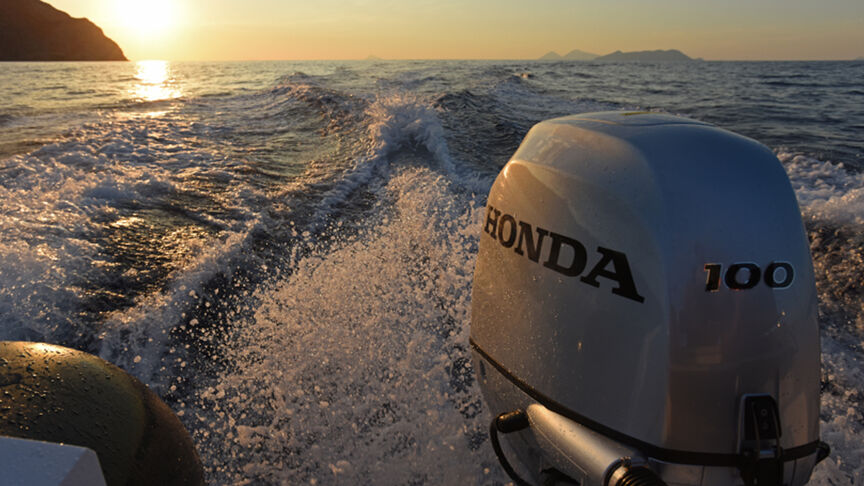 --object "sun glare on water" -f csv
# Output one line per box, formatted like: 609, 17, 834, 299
114, 0, 179, 40
132, 60, 182, 104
